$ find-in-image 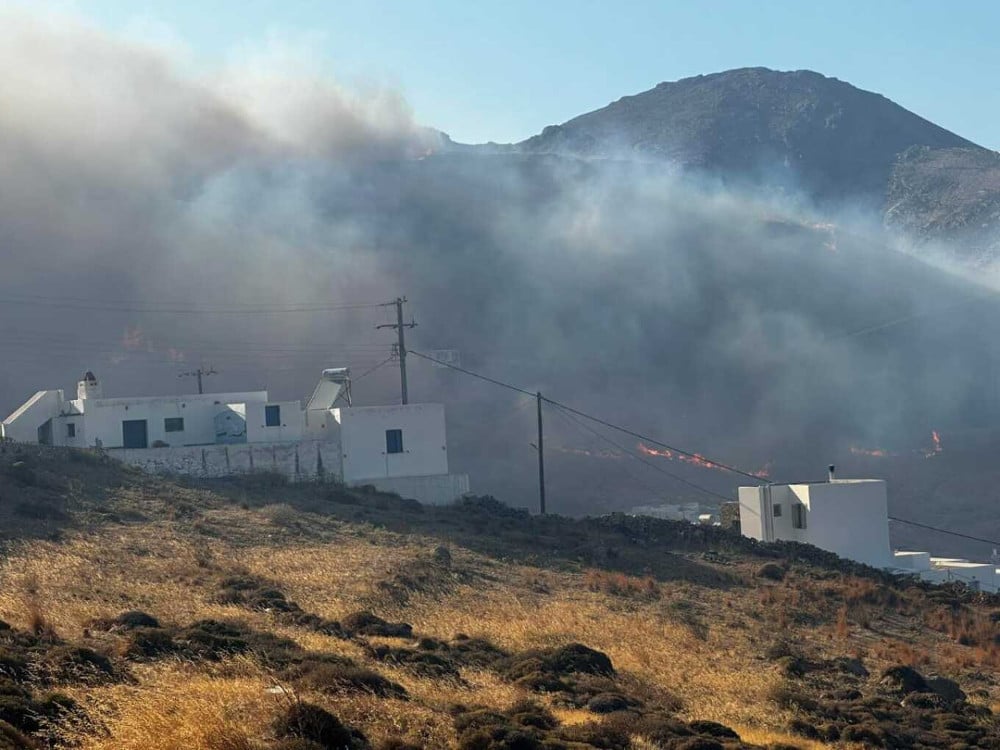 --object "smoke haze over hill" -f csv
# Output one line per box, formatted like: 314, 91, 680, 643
4, 9, 1000, 535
